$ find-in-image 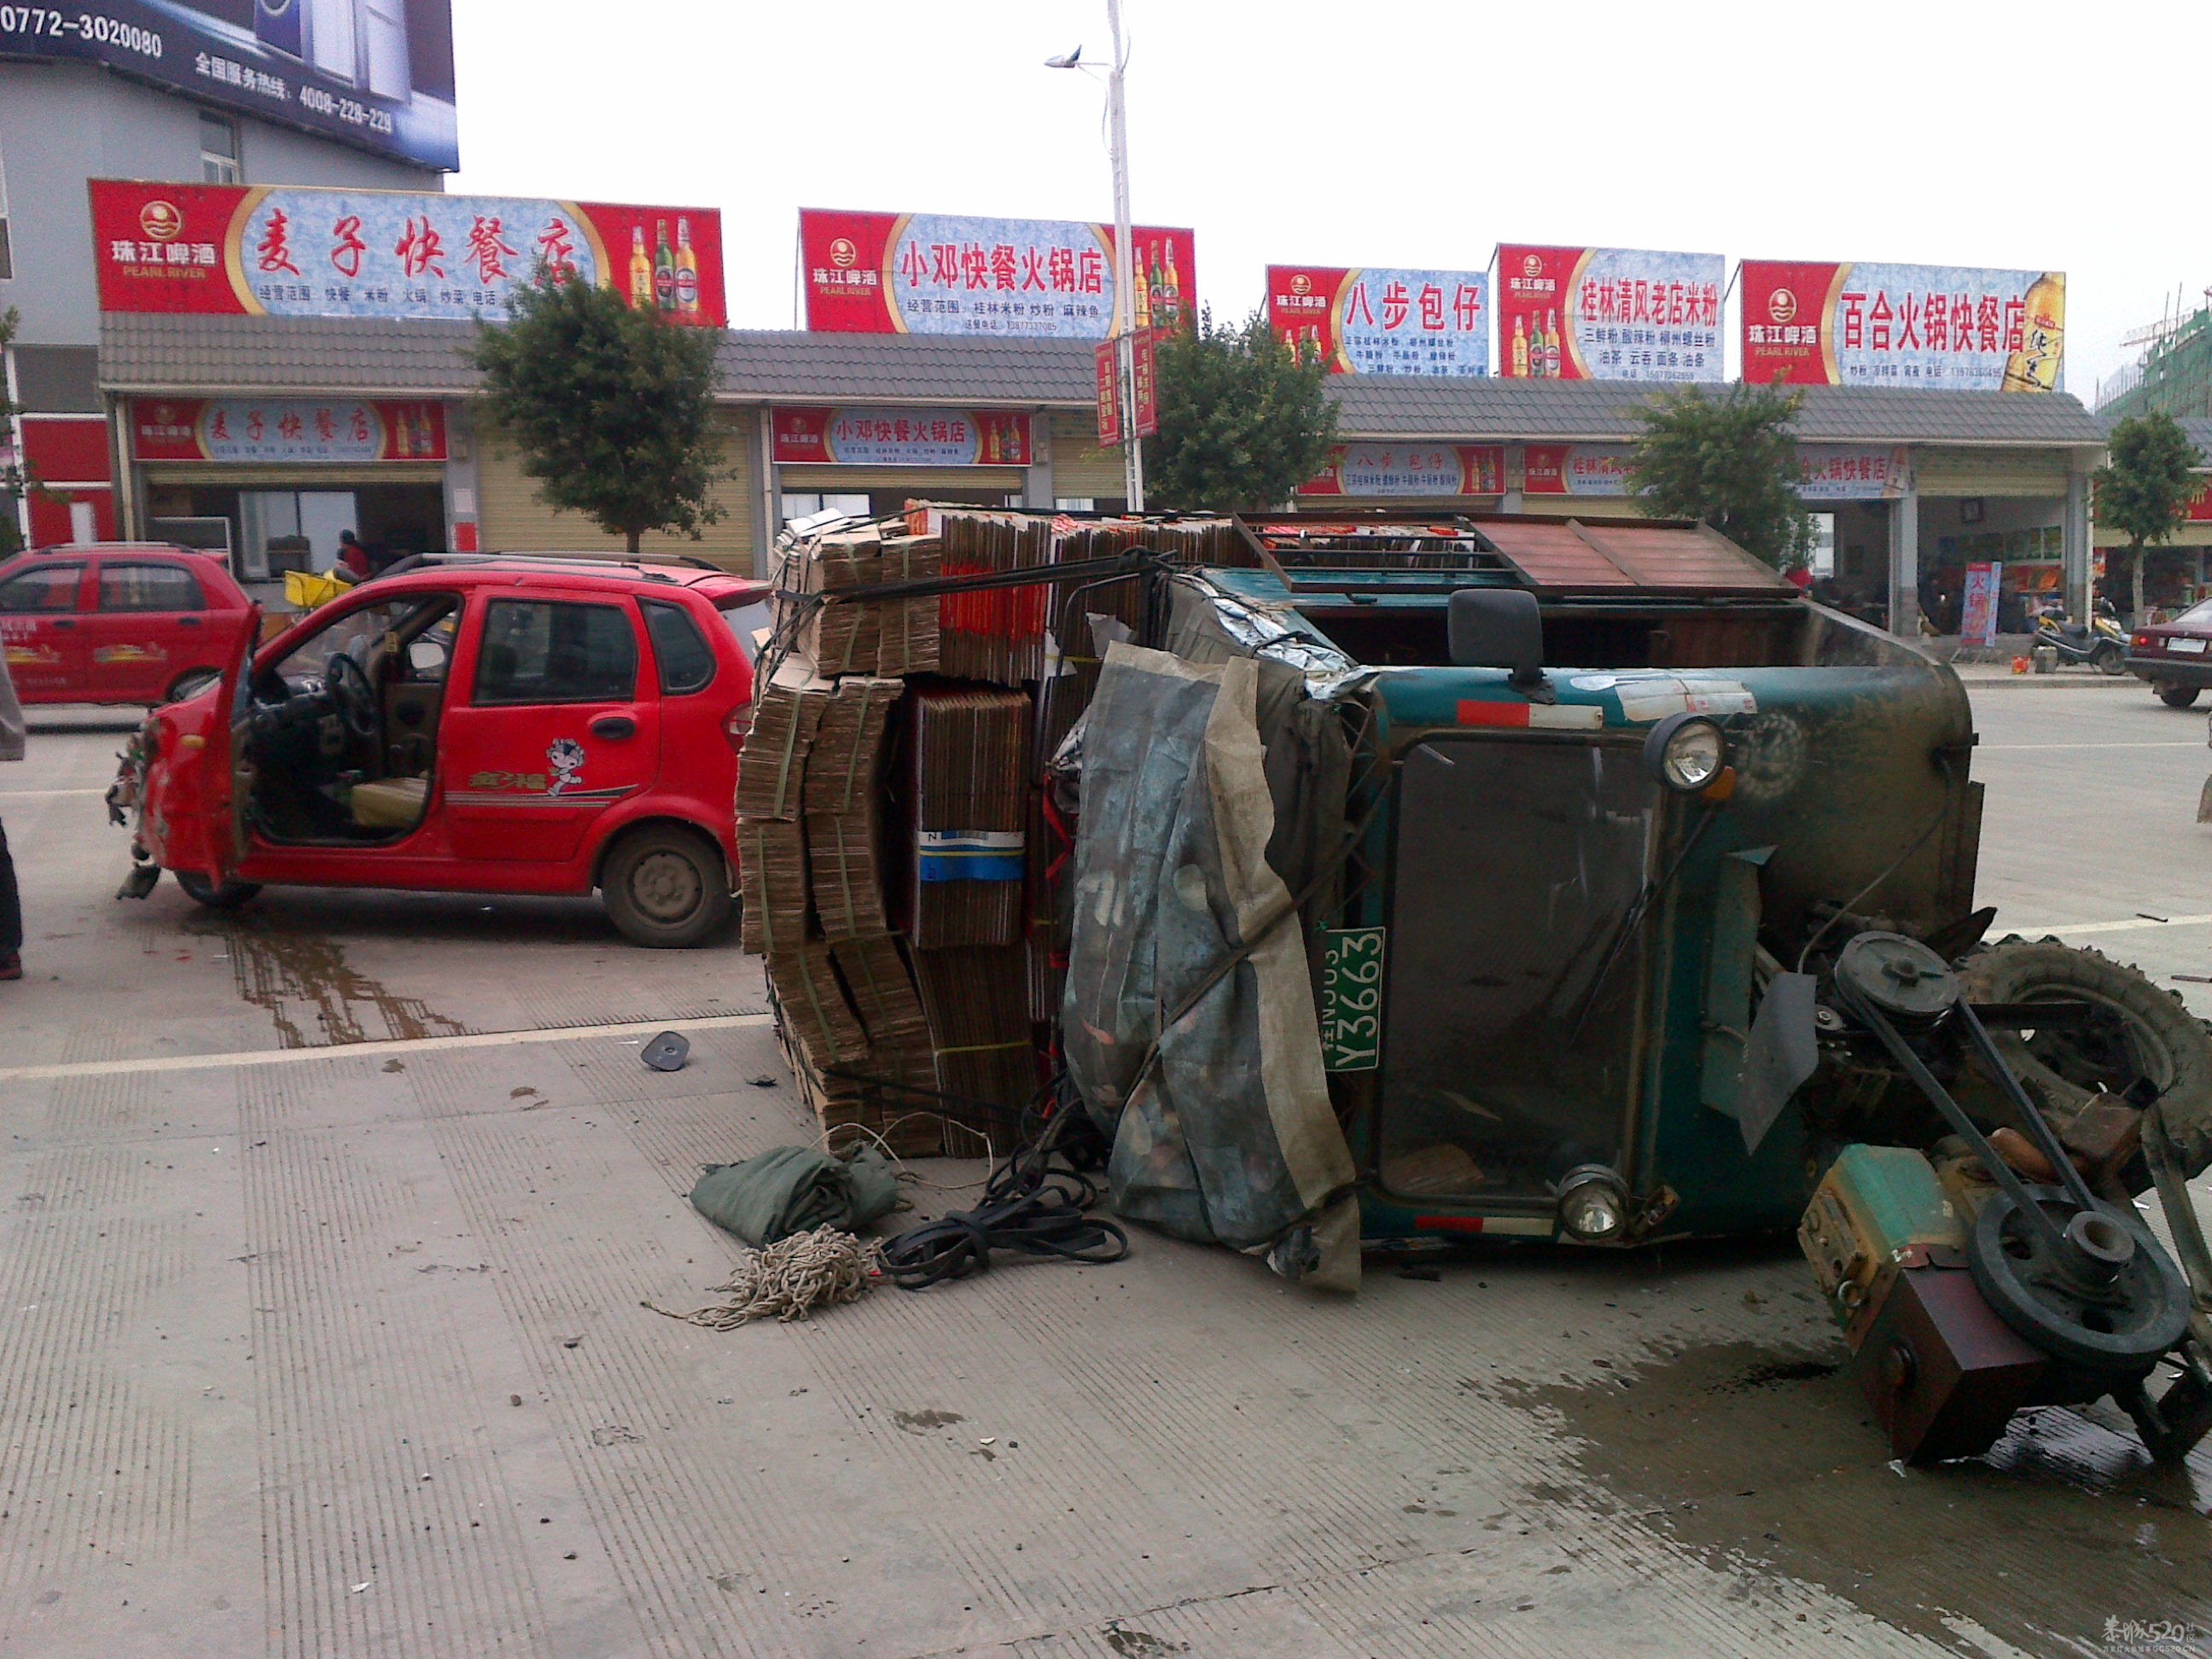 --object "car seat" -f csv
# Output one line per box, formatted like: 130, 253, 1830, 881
349, 776, 429, 831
